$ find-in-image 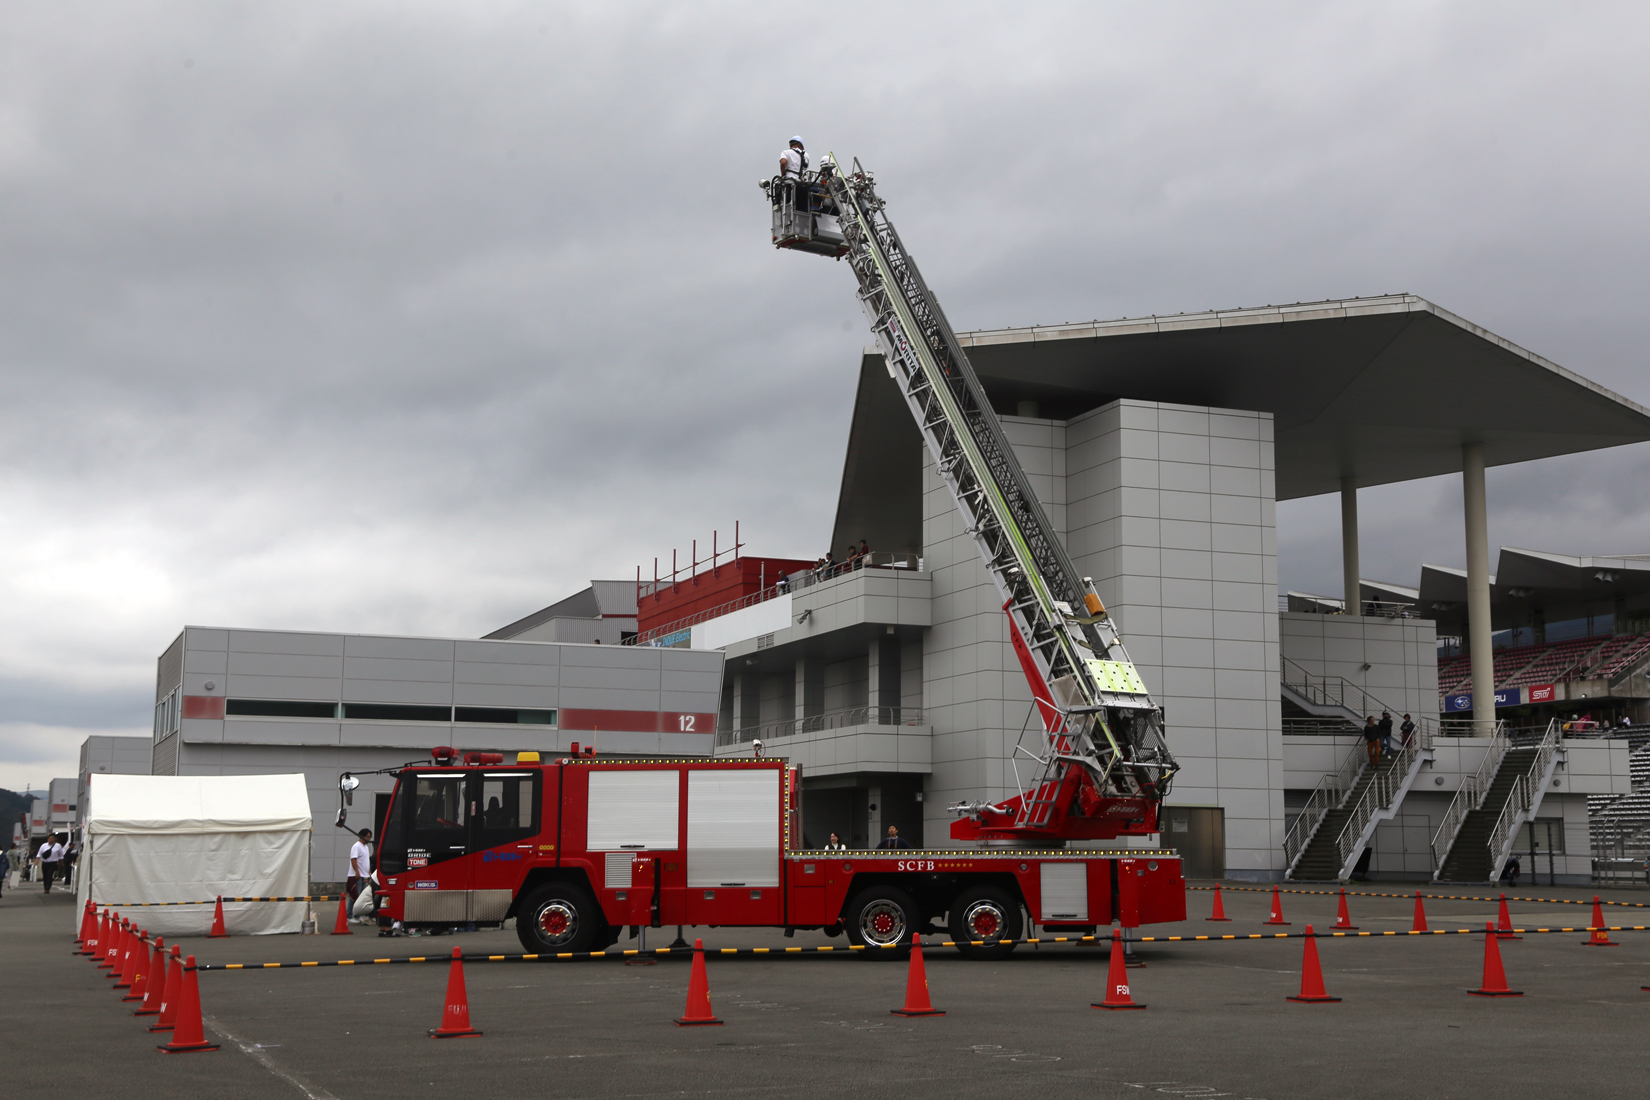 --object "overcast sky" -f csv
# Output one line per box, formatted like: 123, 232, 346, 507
3, 2, 1648, 791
